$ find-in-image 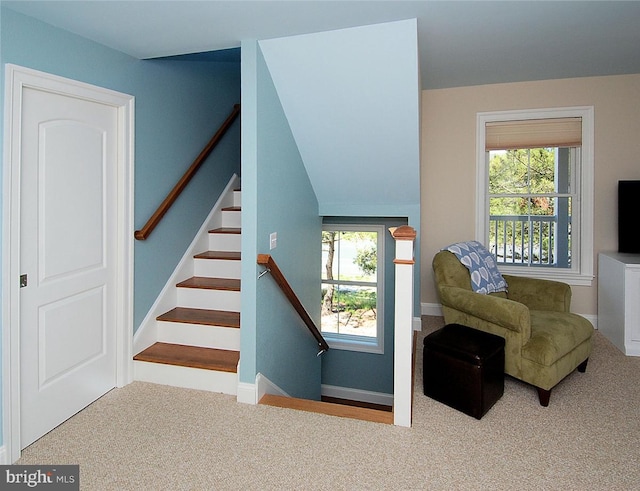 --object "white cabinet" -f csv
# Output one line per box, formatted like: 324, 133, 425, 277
598, 252, 640, 356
